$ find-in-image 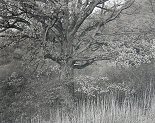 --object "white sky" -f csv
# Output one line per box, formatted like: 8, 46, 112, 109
93, 0, 125, 13
105, 0, 125, 6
